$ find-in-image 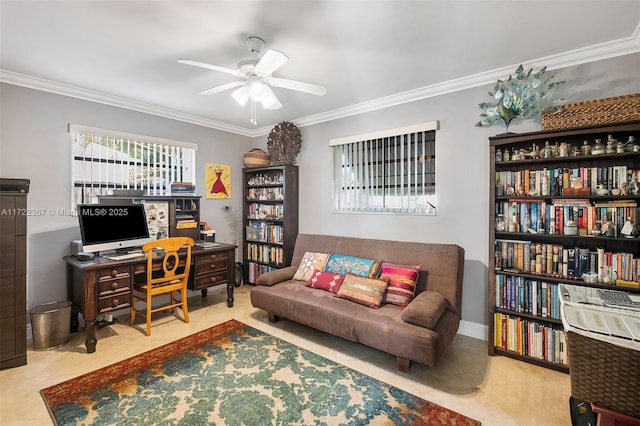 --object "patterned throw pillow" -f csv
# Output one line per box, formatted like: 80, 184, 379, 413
336, 274, 390, 308
380, 263, 421, 307
293, 252, 330, 281
324, 253, 379, 278
306, 269, 345, 293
